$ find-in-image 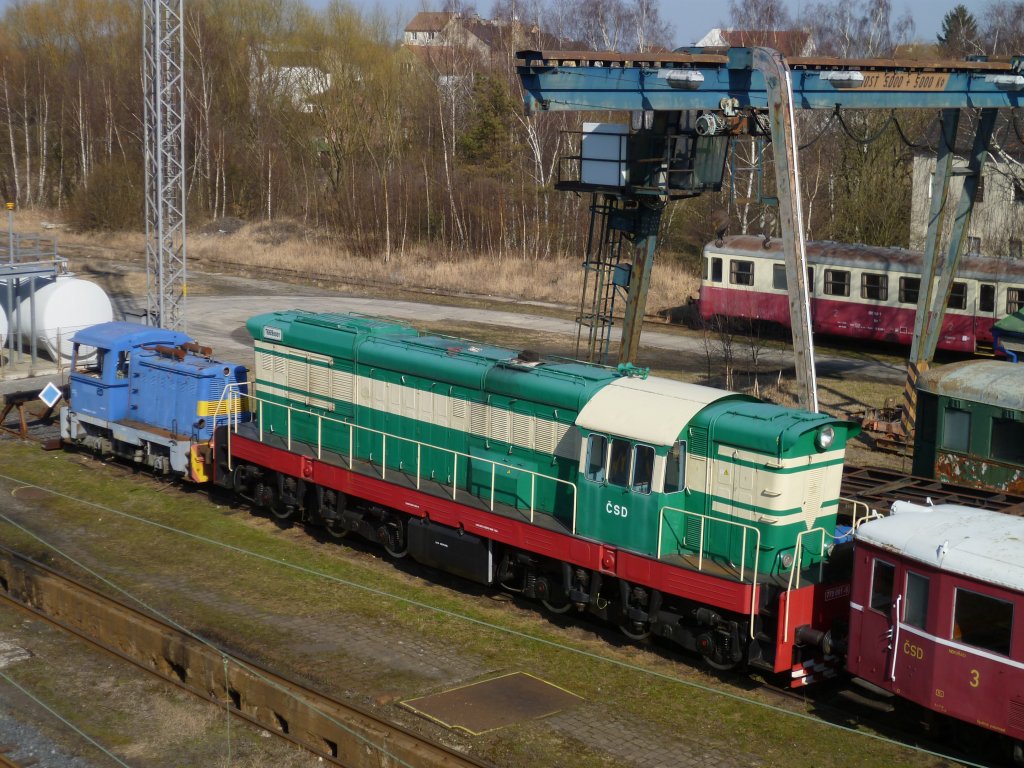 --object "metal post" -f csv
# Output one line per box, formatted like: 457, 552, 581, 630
29, 275, 36, 368
618, 203, 664, 365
